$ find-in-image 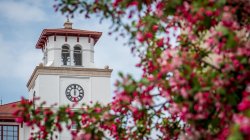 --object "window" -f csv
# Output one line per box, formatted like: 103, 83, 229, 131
62, 45, 70, 65
71, 123, 77, 130
73, 46, 82, 66
0, 125, 19, 140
